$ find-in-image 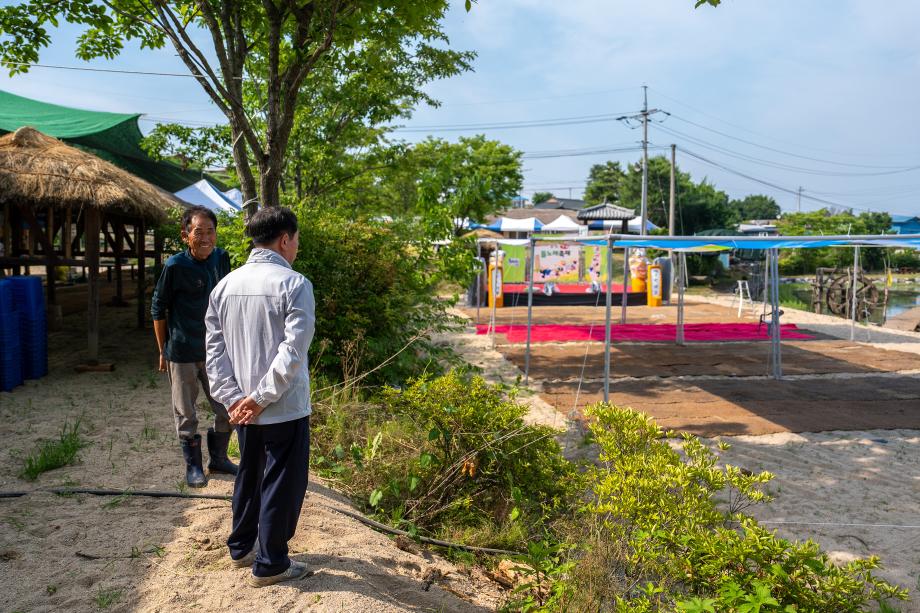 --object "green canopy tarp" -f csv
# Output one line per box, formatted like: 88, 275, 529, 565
0, 90, 211, 192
